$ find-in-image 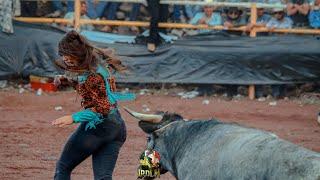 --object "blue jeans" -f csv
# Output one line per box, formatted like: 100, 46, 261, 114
52, 1, 64, 11
271, 85, 285, 98
60, 1, 75, 12
102, 2, 121, 20
64, 1, 104, 14
54, 110, 126, 180
255, 85, 264, 98
130, 3, 141, 21
255, 85, 286, 98
173, 5, 184, 22
86, 0, 108, 19
147, 0, 169, 44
